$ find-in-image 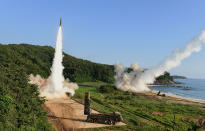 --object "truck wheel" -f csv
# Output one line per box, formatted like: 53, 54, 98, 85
113, 121, 116, 125
92, 118, 96, 123
107, 120, 112, 125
